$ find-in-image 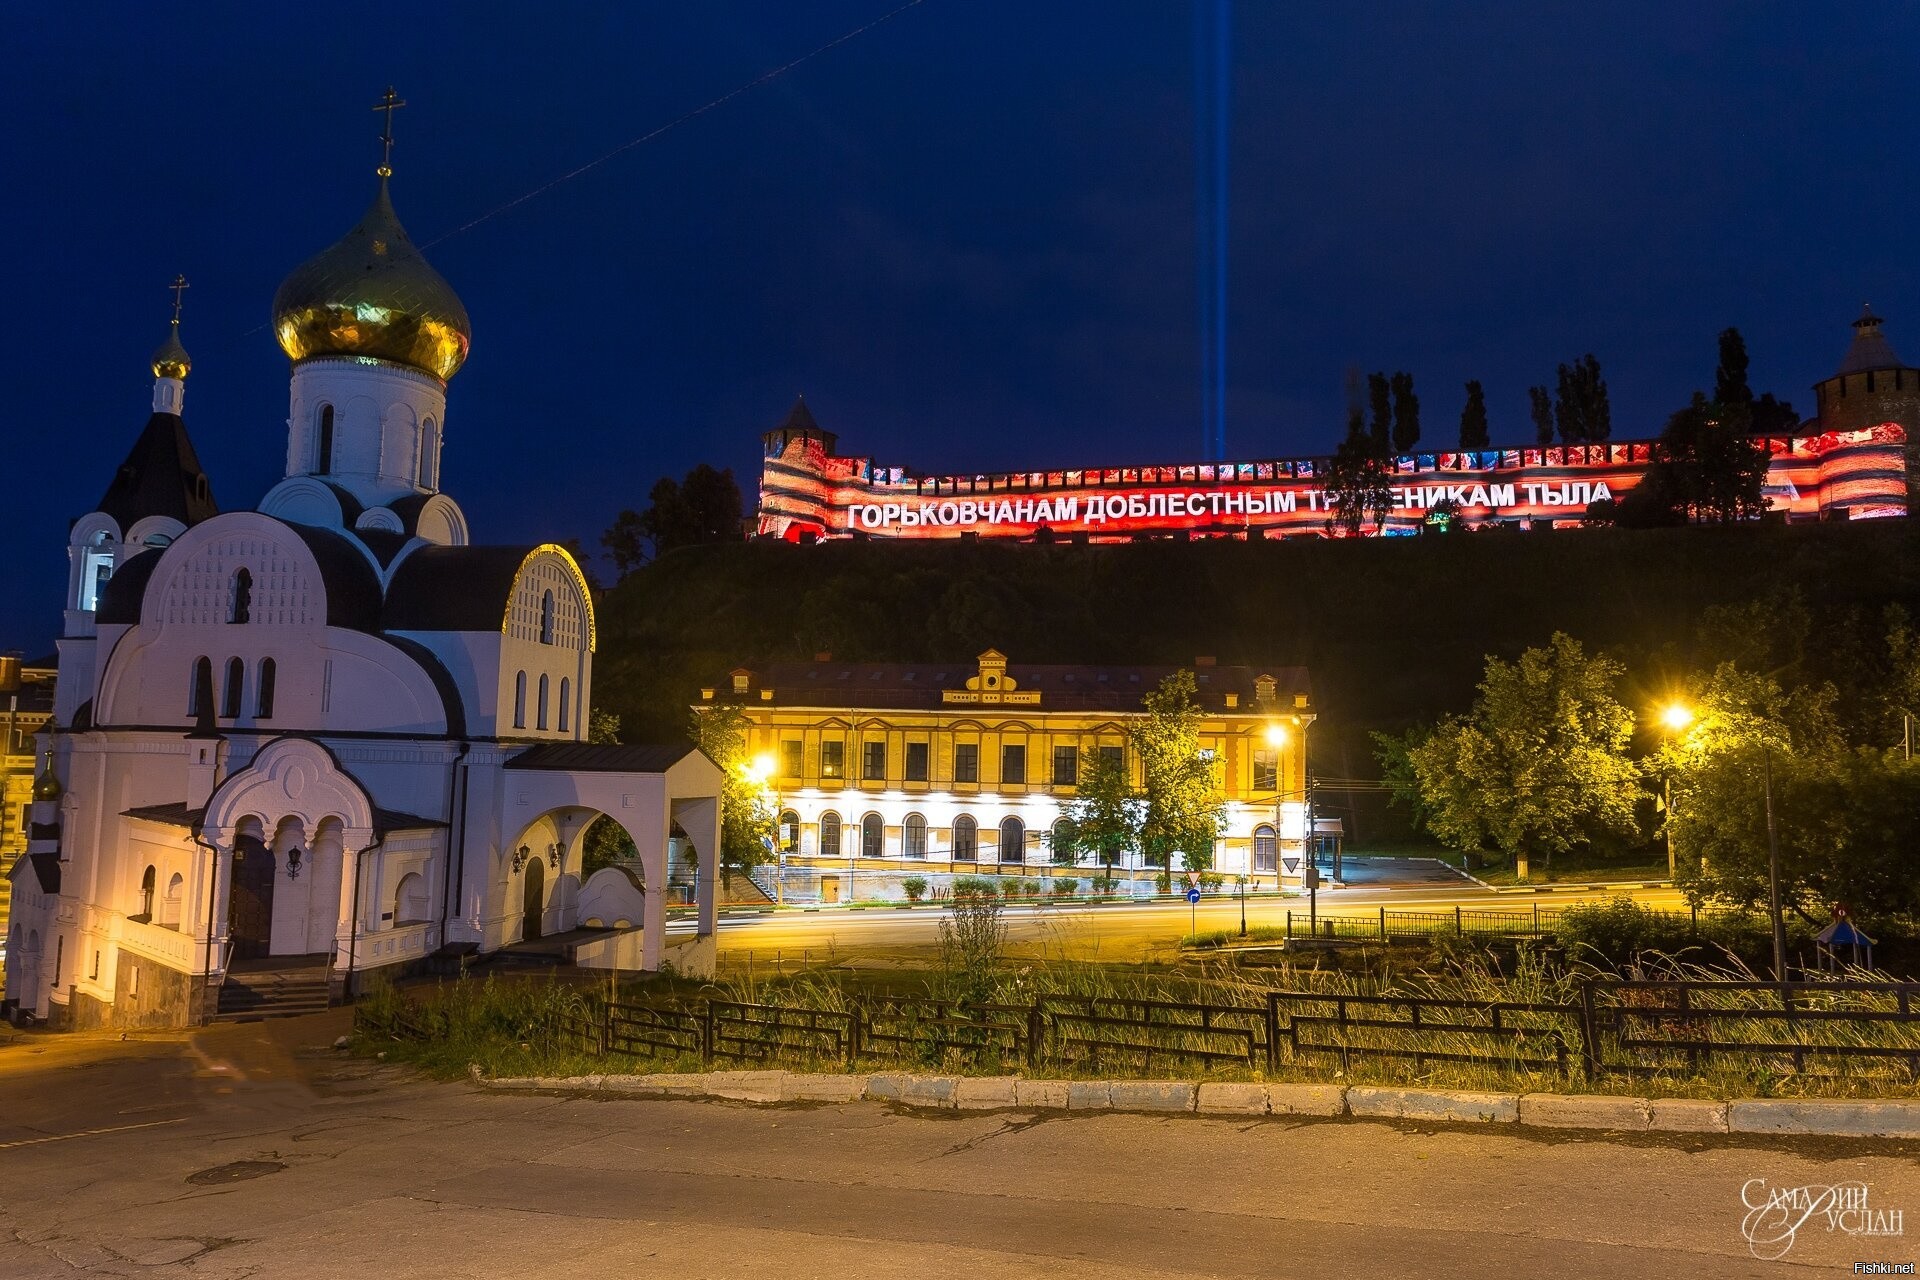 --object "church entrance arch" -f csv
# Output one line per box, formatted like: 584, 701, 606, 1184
522, 857, 545, 941
229, 818, 276, 963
